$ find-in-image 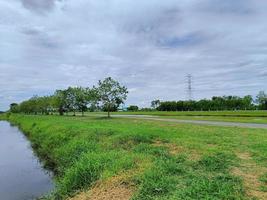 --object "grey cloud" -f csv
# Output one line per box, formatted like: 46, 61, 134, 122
20, 26, 61, 52
260, 71, 267, 77
158, 31, 212, 48
21, 0, 61, 13
21, 26, 43, 36
198, 0, 254, 15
